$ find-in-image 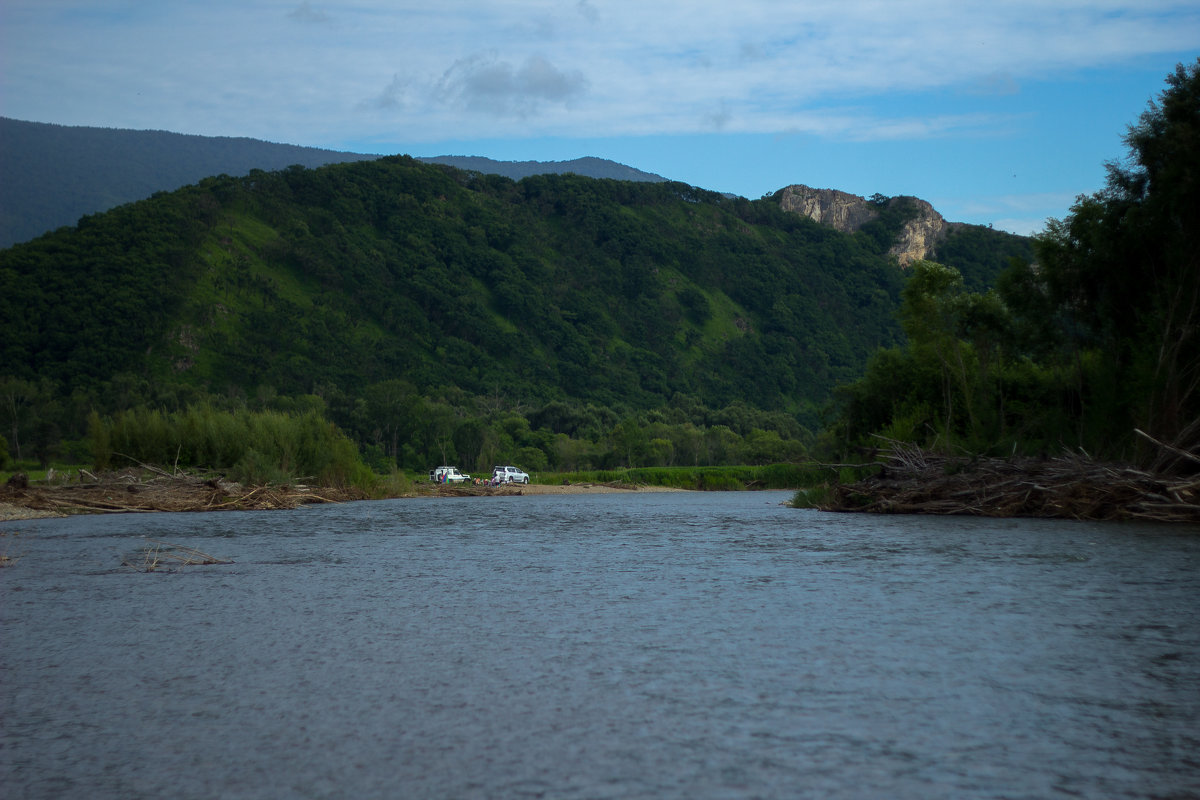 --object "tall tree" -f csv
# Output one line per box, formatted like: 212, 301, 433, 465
1033, 59, 1200, 463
